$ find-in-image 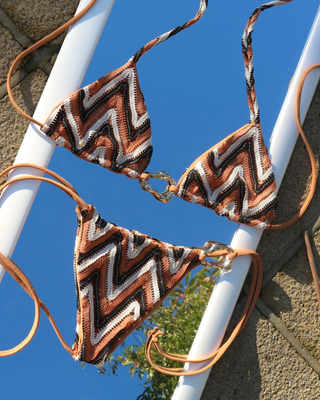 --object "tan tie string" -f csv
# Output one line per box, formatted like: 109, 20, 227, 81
145, 248, 262, 376
0, 164, 90, 357
6, 0, 97, 128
